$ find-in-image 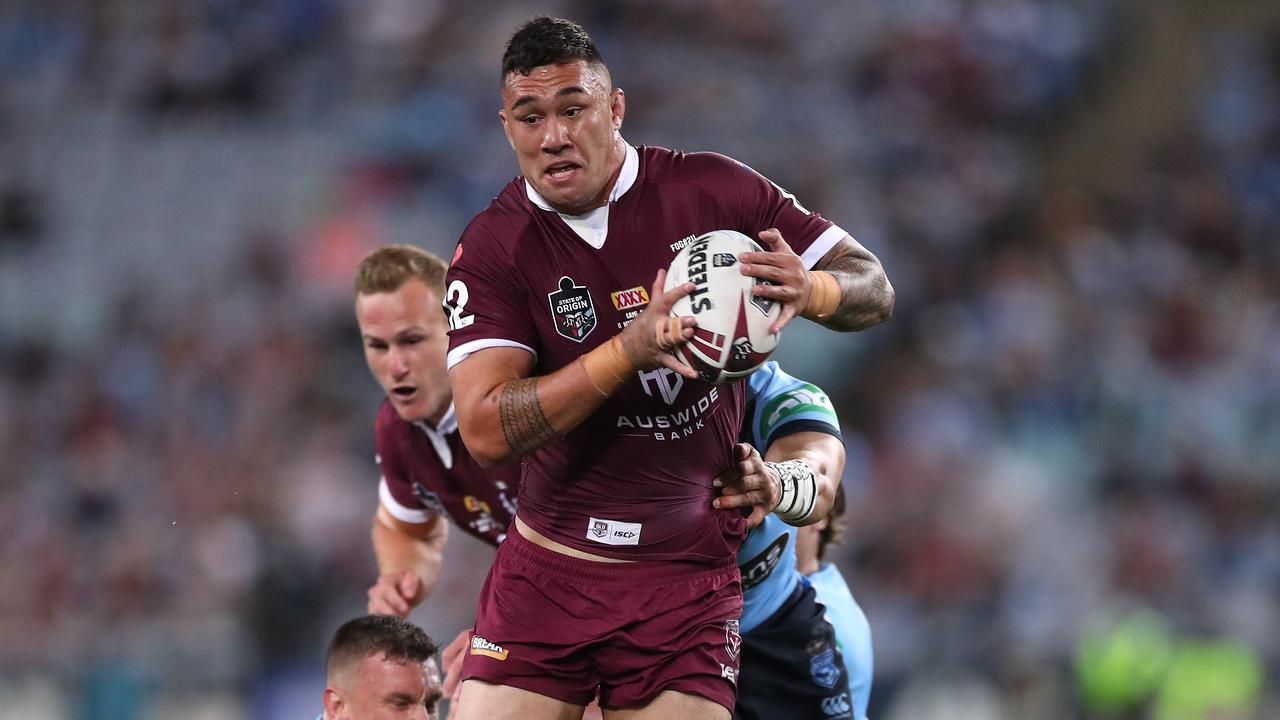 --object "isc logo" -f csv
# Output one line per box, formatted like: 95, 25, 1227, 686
586, 517, 642, 545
